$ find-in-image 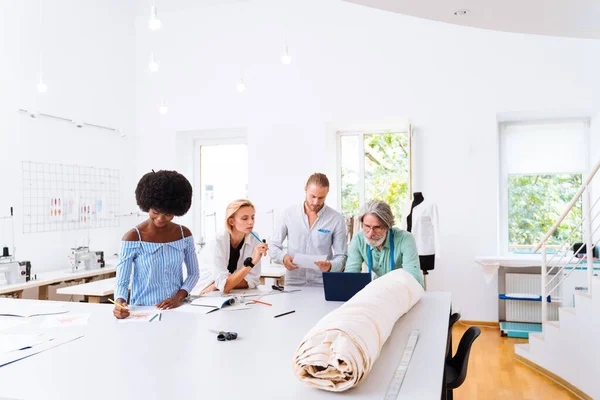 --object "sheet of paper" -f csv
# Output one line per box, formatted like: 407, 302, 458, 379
0, 304, 67, 318
0, 333, 83, 368
0, 334, 44, 354
0, 319, 27, 331
118, 310, 162, 324
292, 253, 327, 271
41, 313, 90, 328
